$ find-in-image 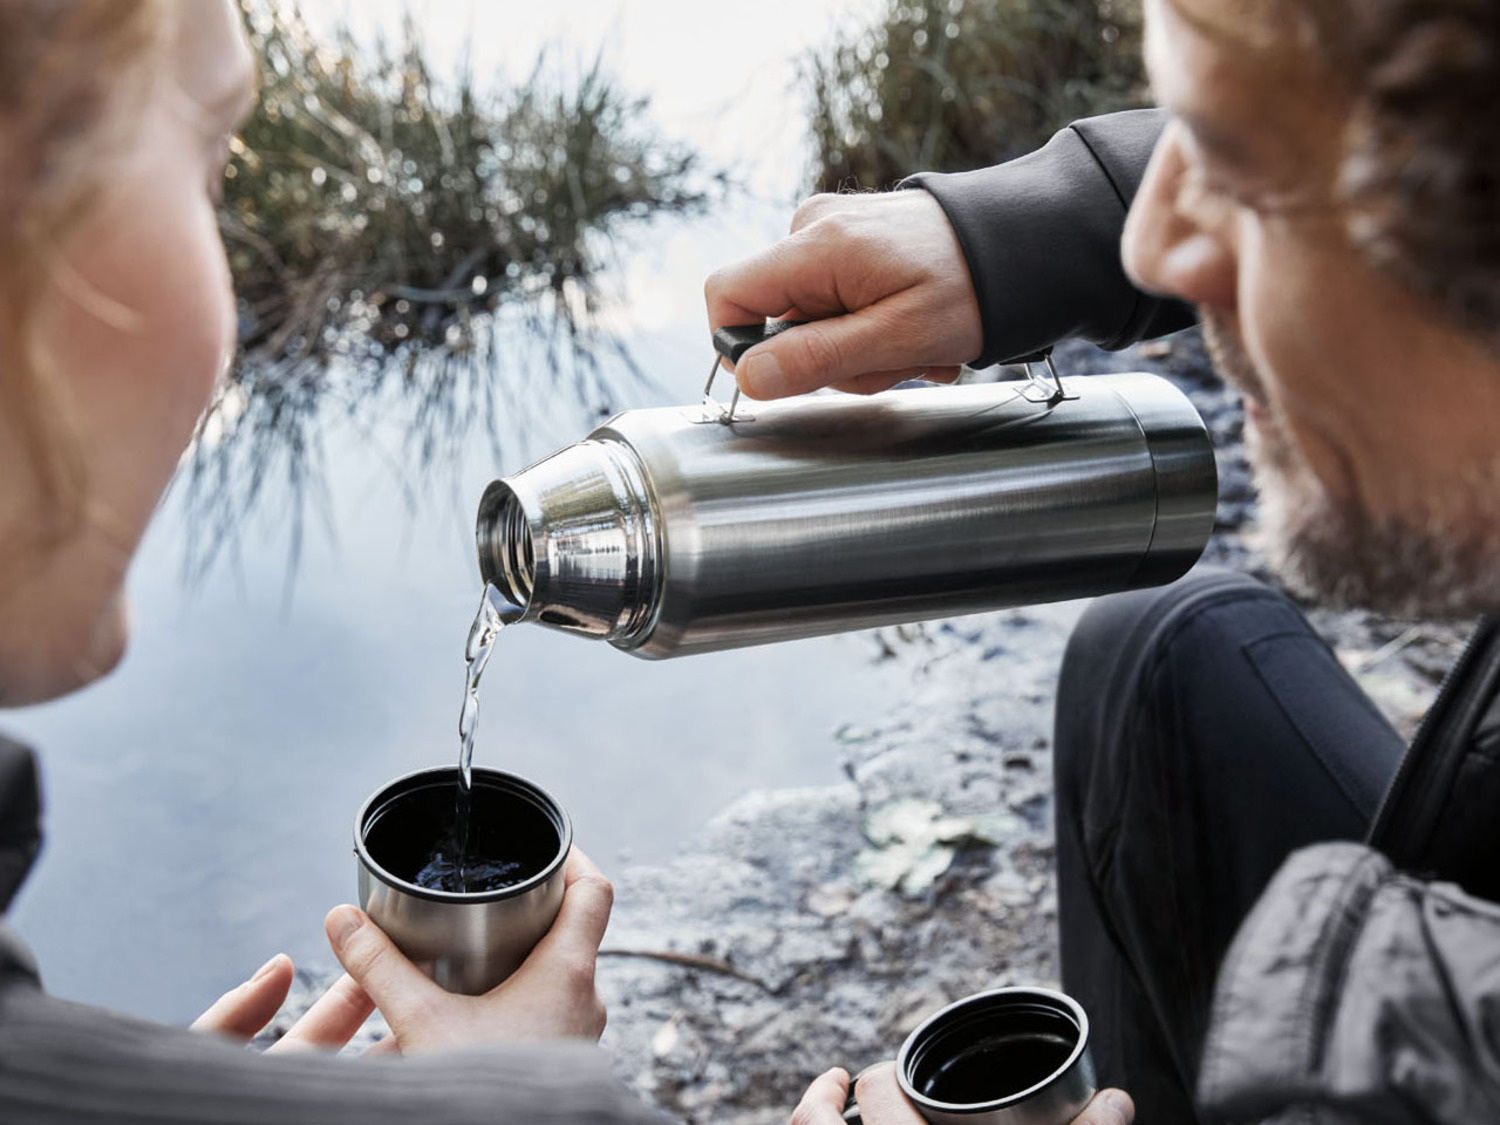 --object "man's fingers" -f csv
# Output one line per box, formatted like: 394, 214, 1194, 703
1071, 1089, 1135, 1125
267, 973, 376, 1054
827, 367, 930, 395
704, 233, 850, 340
790, 1067, 851, 1125
190, 954, 293, 1040
325, 905, 436, 1018
826, 366, 963, 396
734, 306, 931, 400
852, 1062, 925, 1124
